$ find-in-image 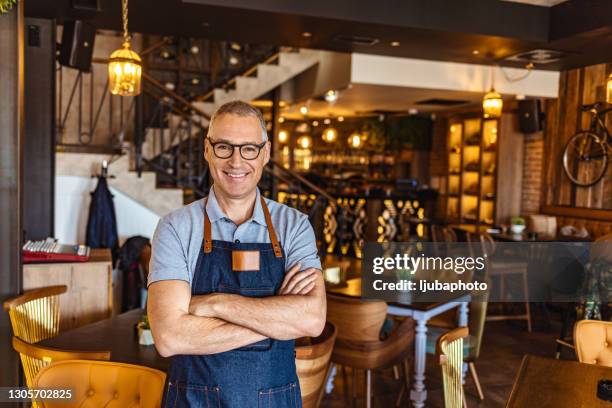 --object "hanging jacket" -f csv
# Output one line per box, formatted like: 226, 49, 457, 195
86, 176, 119, 263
